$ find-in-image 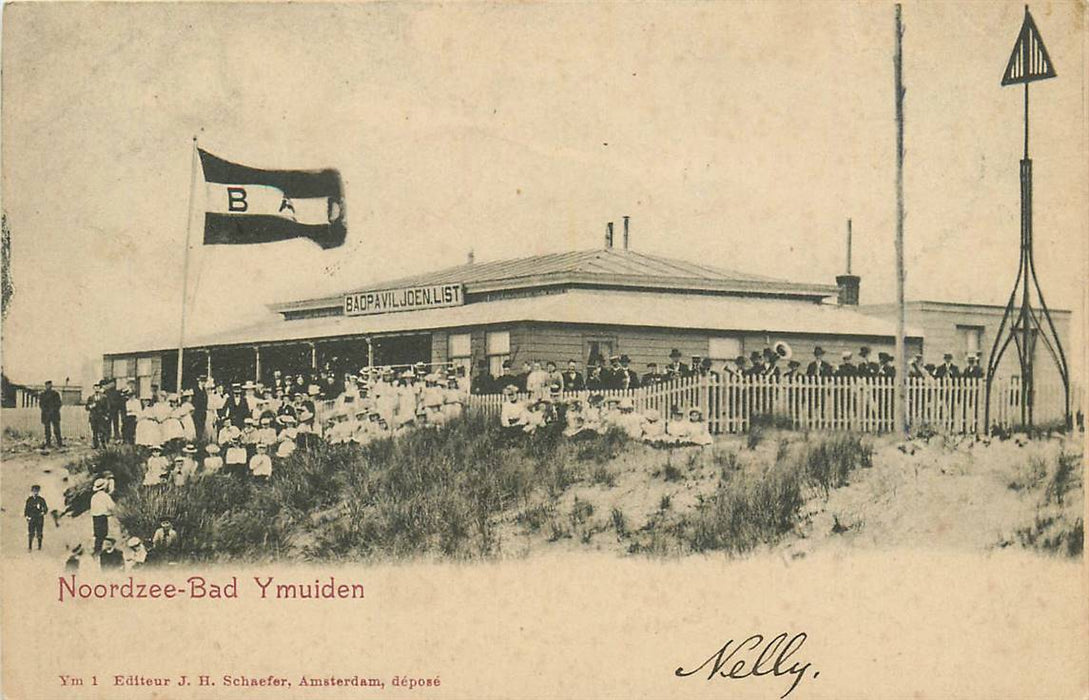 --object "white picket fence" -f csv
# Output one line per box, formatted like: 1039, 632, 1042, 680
467, 375, 1081, 435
